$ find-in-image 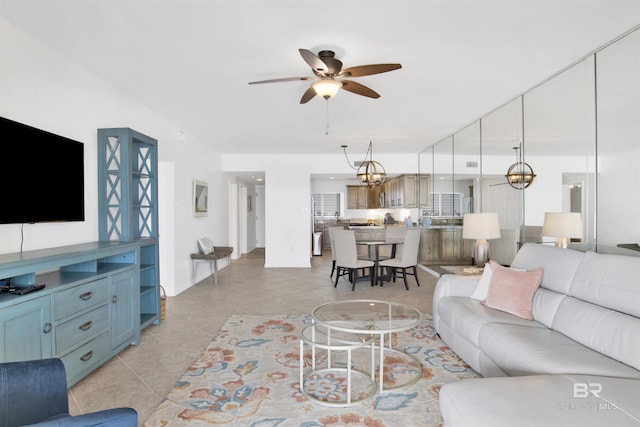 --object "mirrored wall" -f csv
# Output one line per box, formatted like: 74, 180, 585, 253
418, 25, 640, 271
